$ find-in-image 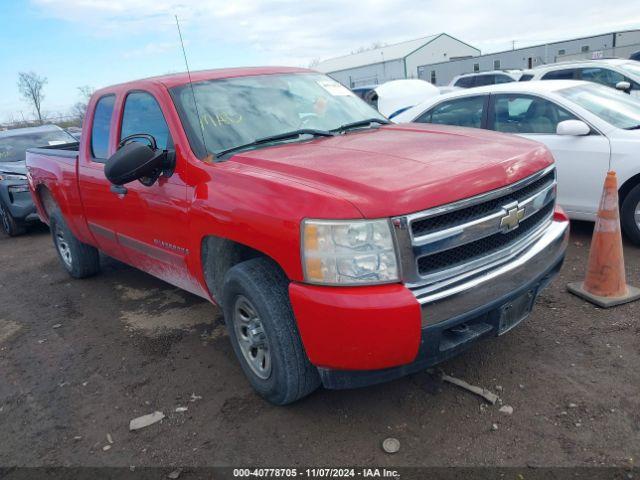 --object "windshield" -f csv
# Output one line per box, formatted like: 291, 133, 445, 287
170, 73, 386, 159
0, 129, 76, 162
619, 62, 640, 79
558, 83, 640, 129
